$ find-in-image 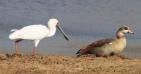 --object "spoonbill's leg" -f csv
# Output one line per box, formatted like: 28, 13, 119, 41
15, 39, 23, 55
32, 40, 40, 56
